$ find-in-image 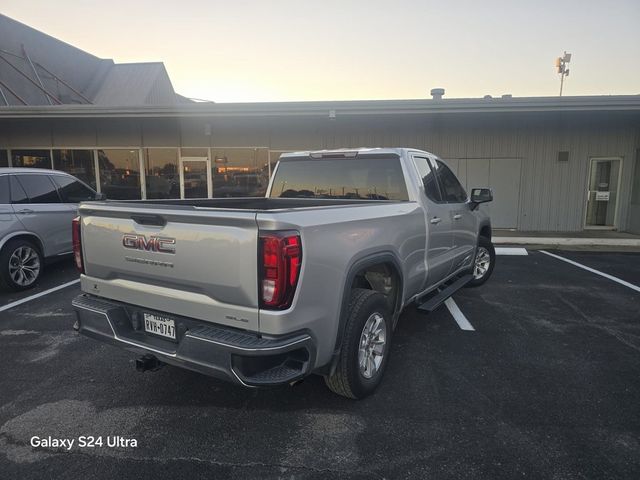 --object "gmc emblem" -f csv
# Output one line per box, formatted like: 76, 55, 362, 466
122, 234, 176, 254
